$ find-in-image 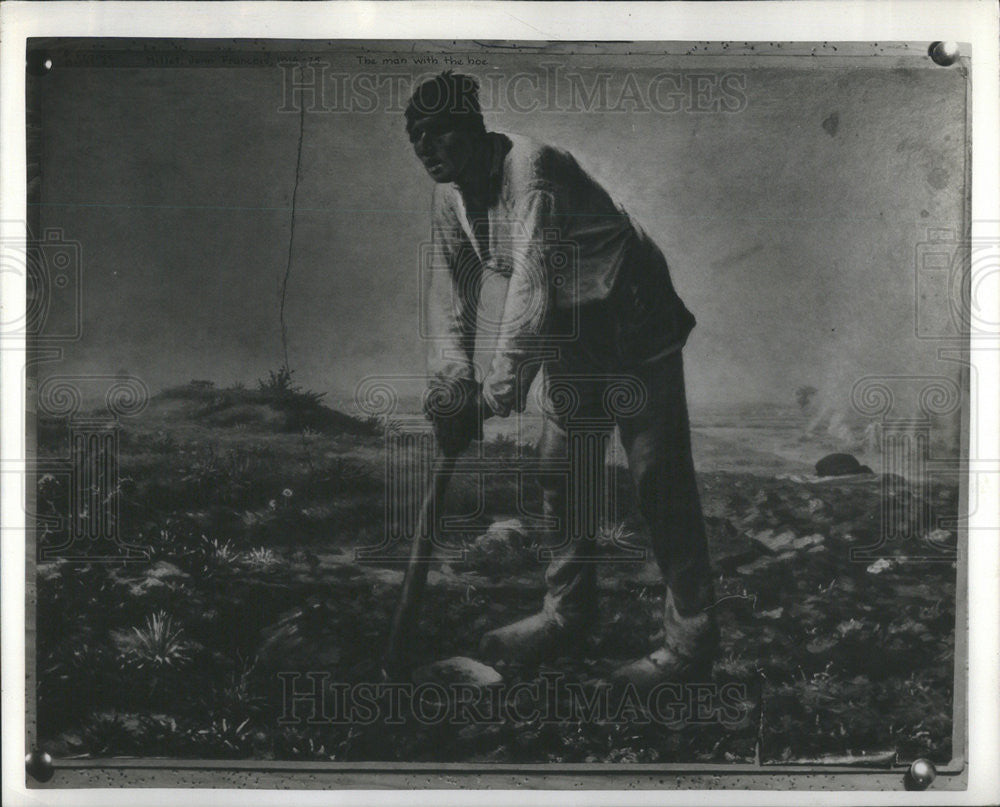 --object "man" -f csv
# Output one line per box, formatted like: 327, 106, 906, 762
407, 72, 718, 691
